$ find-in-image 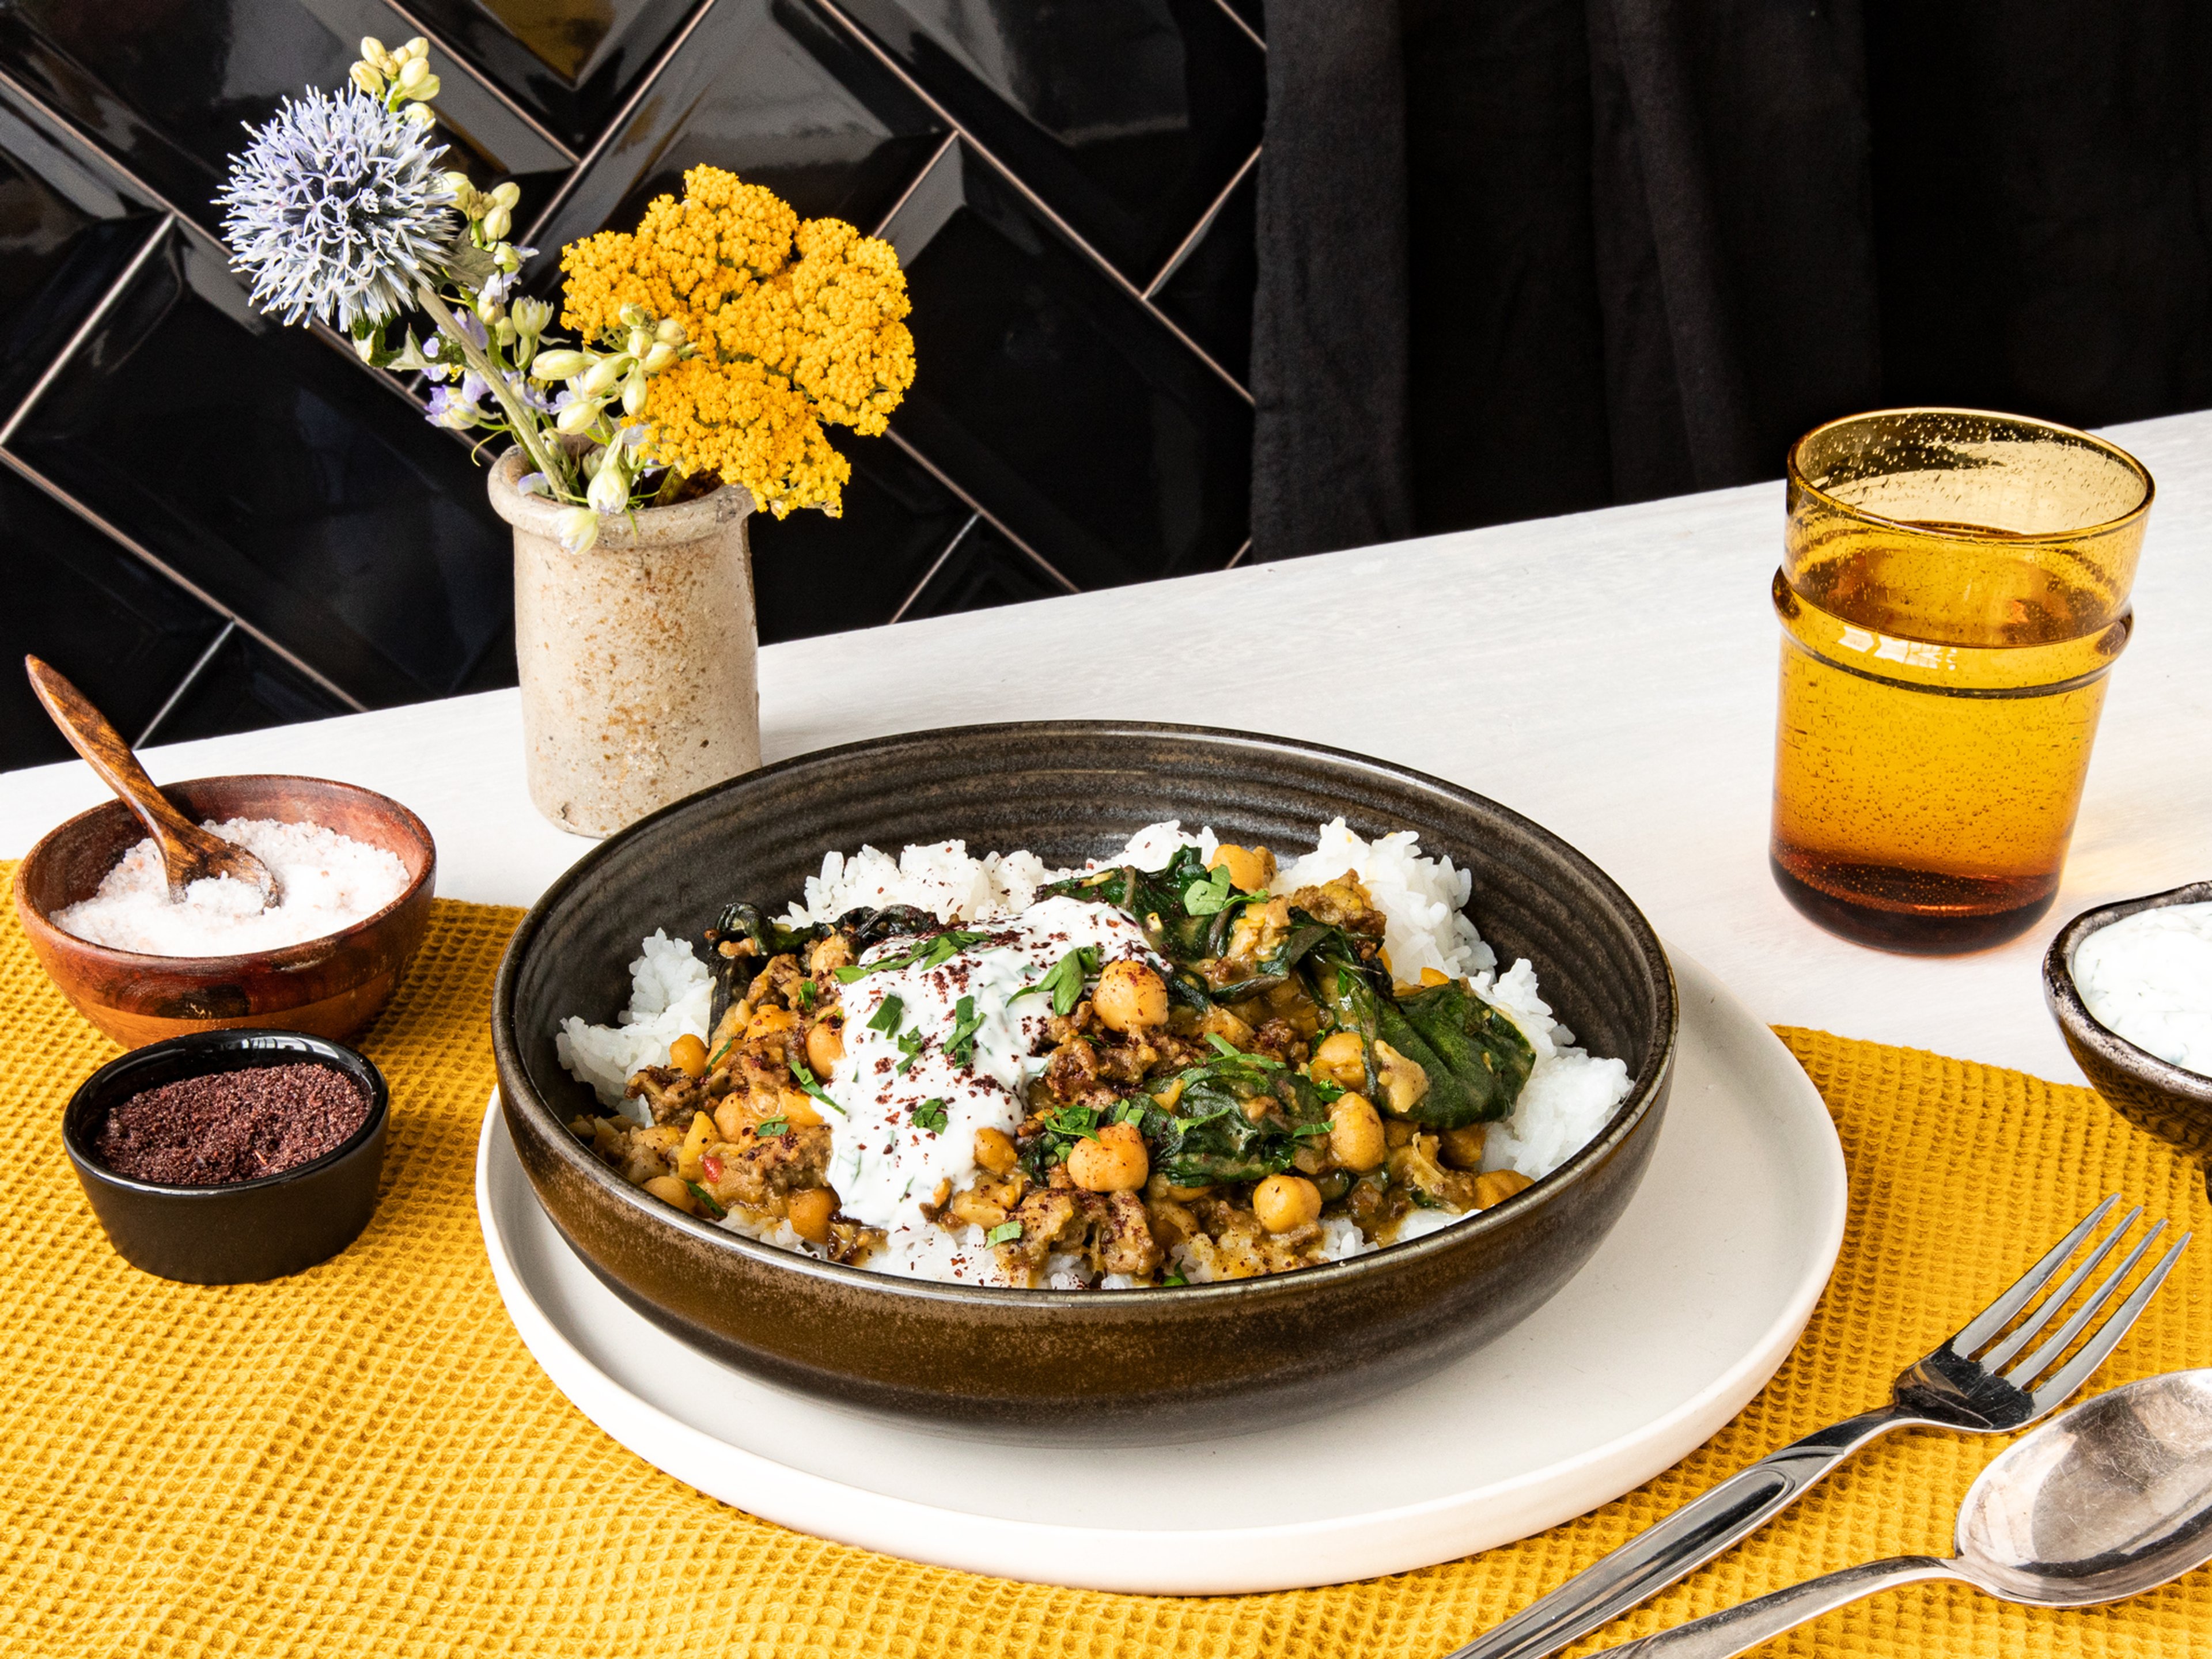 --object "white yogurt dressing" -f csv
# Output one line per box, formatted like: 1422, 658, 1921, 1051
821, 895, 1167, 1233
2074, 900, 2212, 1075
